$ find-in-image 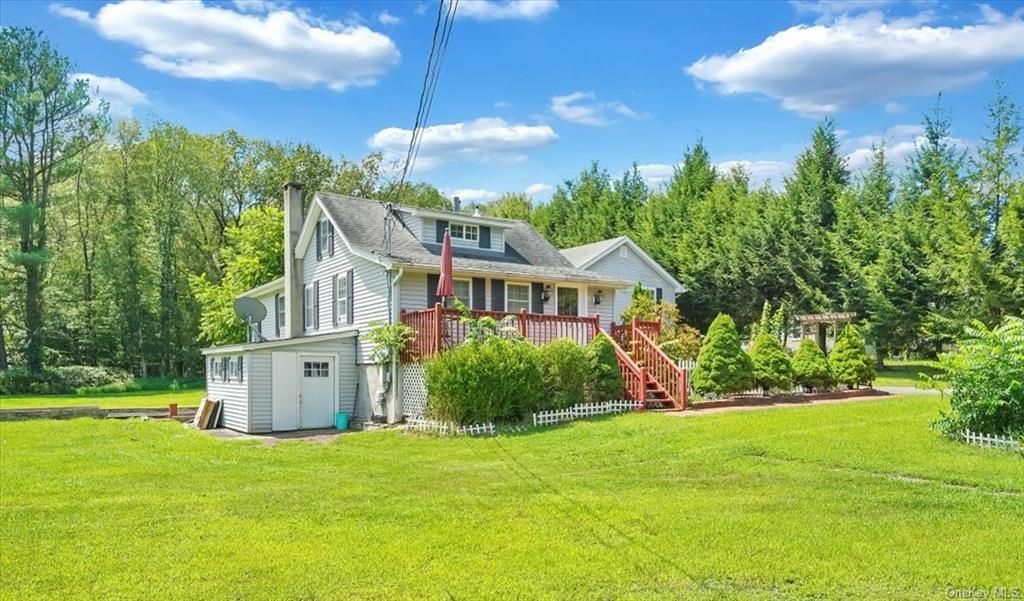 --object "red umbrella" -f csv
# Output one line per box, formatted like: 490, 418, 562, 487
436, 227, 453, 306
